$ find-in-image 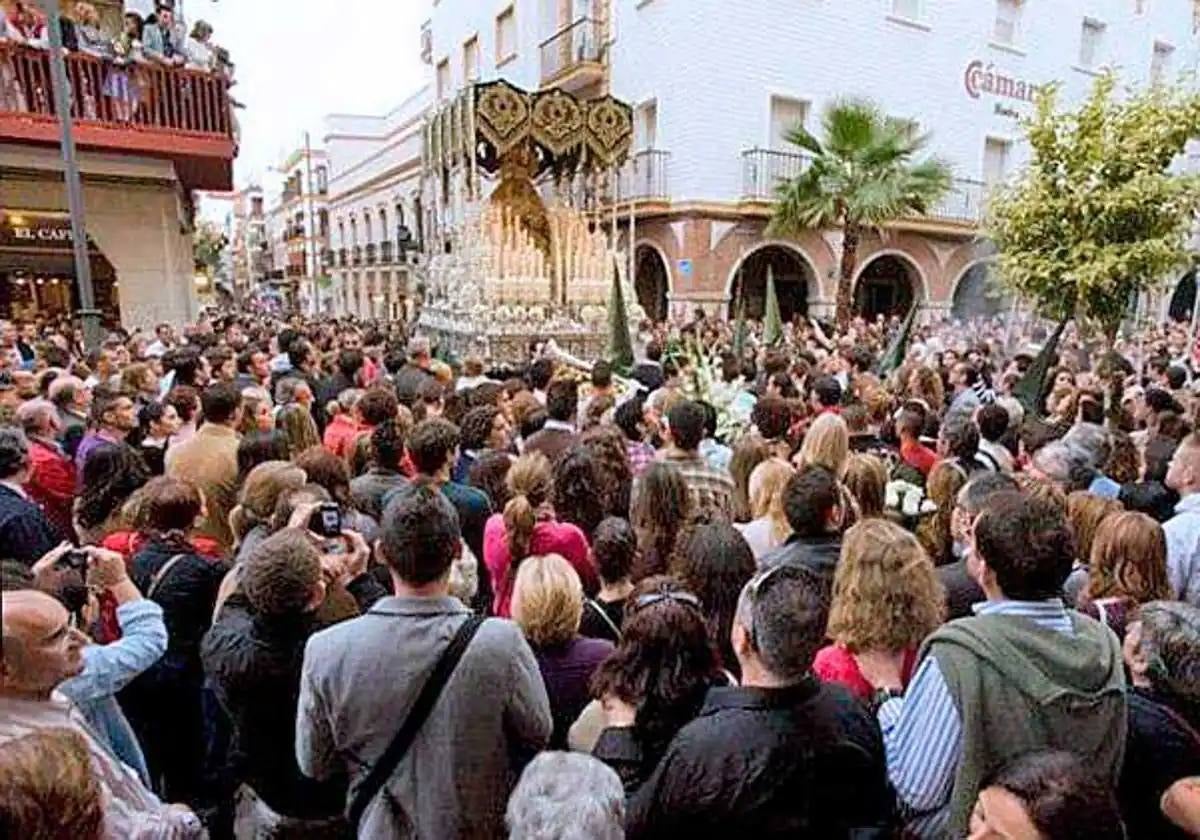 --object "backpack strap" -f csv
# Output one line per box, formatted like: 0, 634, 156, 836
586, 598, 622, 639
146, 554, 188, 600
347, 615, 485, 830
